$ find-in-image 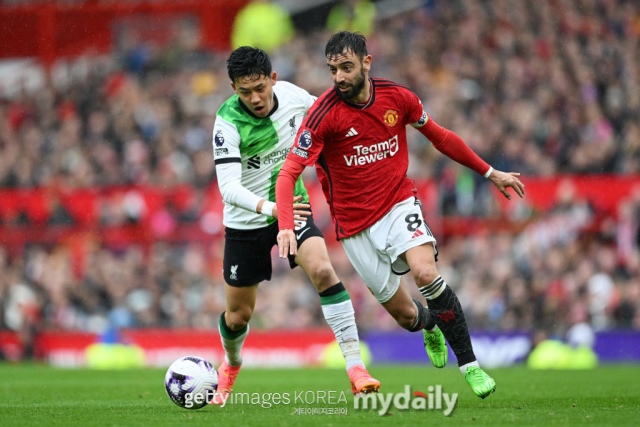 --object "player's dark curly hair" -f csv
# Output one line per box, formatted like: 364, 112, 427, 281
325, 31, 368, 61
227, 46, 272, 83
